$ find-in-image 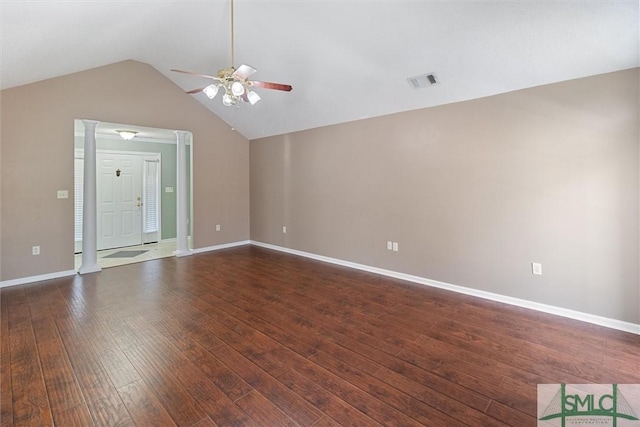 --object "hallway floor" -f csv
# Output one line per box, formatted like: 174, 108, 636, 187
74, 240, 177, 269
